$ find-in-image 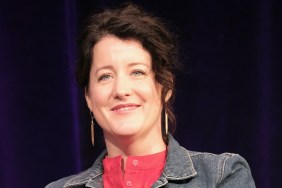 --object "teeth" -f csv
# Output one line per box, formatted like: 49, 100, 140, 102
115, 106, 135, 111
